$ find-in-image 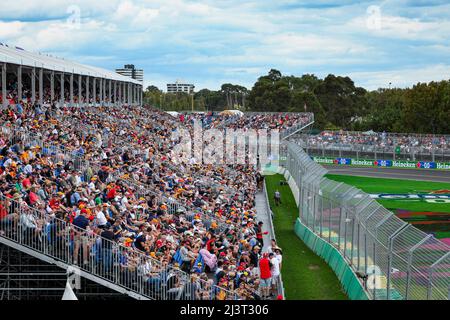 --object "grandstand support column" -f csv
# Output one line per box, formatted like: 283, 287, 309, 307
92, 77, 96, 105
50, 71, 54, 104
120, 82, 123, 105
86, 76, 90, 106
39, 67, 43, 106
117, 82, 121, 105
78, 74, 82, 108
102, 78, 105, 106
113, 81, 117, 106
131, 84, 134, 106
17, 65, 22, 103
125, 82, 128, 105
31, 67, 36, 104
135, 84, 138, 106
108, 79, 112, 107
125, 82, 127, 105
138, 85, 140, 105
1, 63, 6, 108
70, 73, 74, 107
128, 83, 131, 105
60, 72, 65, 106
99, 78, 102, 106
